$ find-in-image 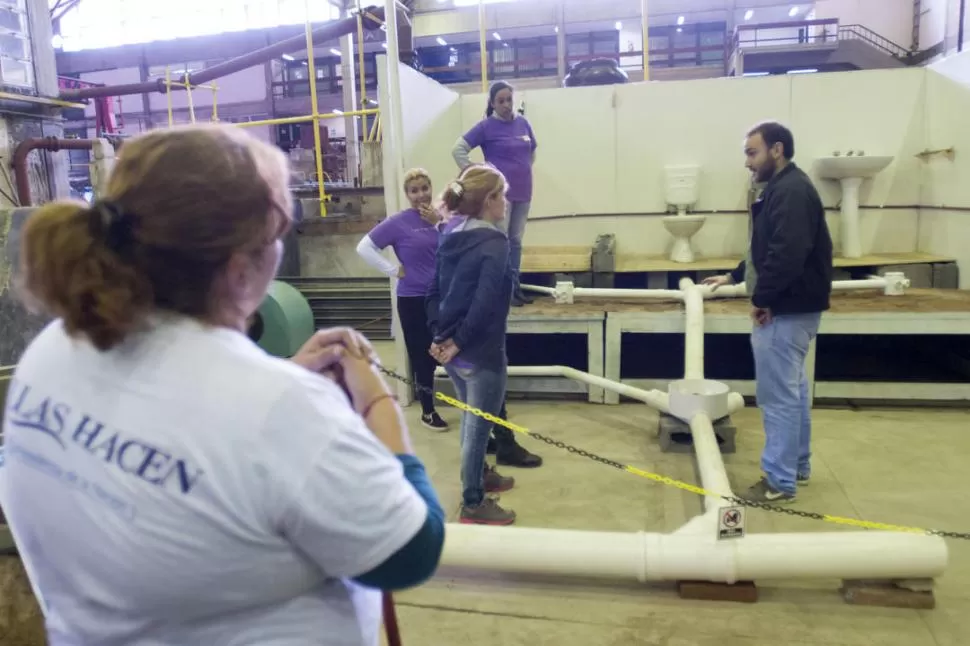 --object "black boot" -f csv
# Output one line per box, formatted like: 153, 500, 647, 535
494, 425, 543, 468
515, 287, 534, 304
